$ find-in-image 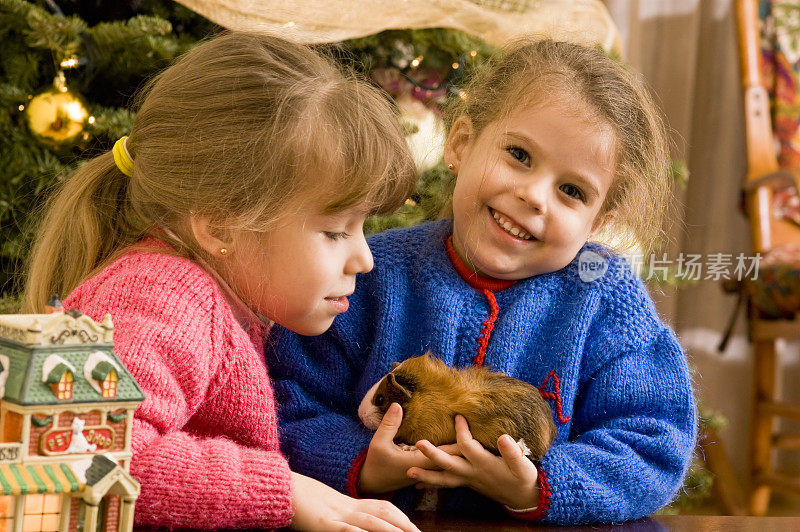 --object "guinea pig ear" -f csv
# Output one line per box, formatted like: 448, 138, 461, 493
386, 373, 413, 404
391, 361, 400, 370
